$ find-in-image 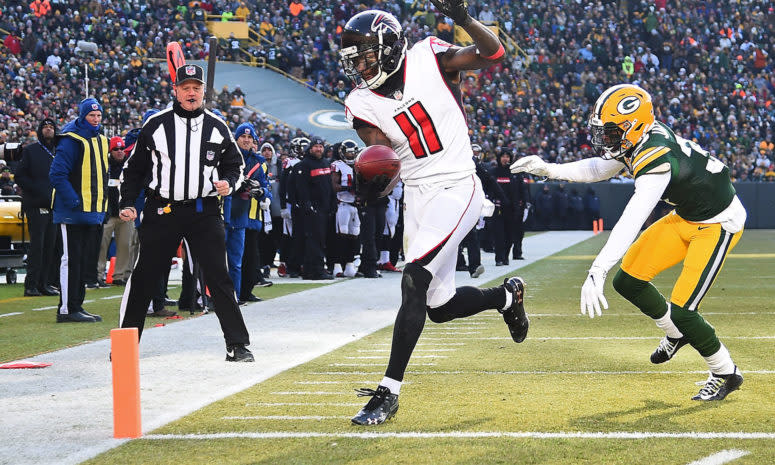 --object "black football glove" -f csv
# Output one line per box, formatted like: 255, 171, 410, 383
355, 171, 392, 201
429, 0, 471, 26
238, 178, 265, 200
